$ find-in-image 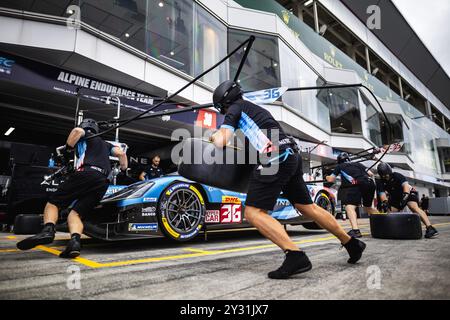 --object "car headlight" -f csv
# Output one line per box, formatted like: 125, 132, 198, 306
103, 182, 154, 201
